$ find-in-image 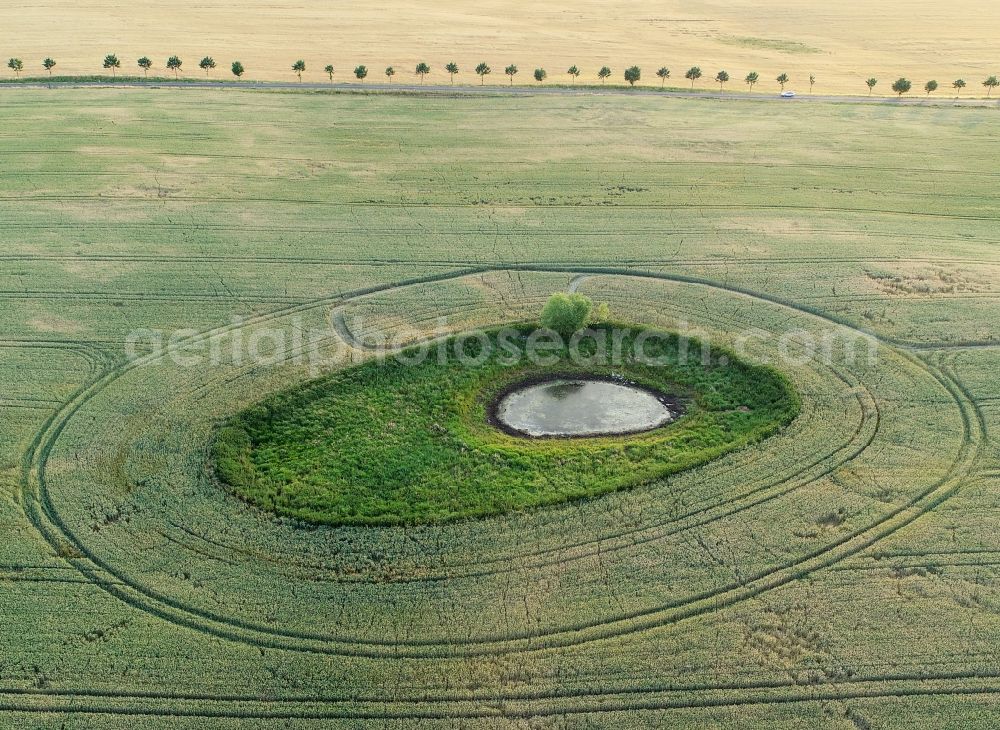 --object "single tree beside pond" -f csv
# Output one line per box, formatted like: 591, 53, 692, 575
541, 293, 593, 339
